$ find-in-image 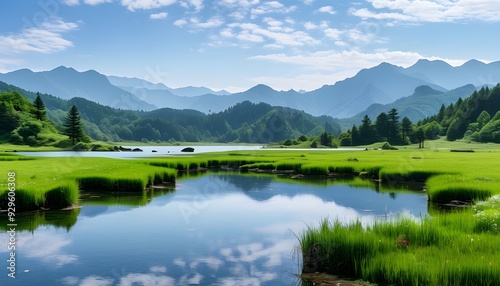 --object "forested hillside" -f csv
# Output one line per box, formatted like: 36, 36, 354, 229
332, 84, 500, 147
417, 84, 500, 142
0, 89, 66, 146
0, 81, 341, 144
